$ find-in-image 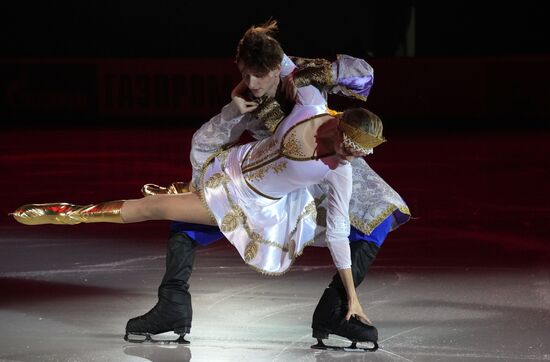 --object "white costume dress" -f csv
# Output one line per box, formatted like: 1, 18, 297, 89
199, 87, 353, 274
